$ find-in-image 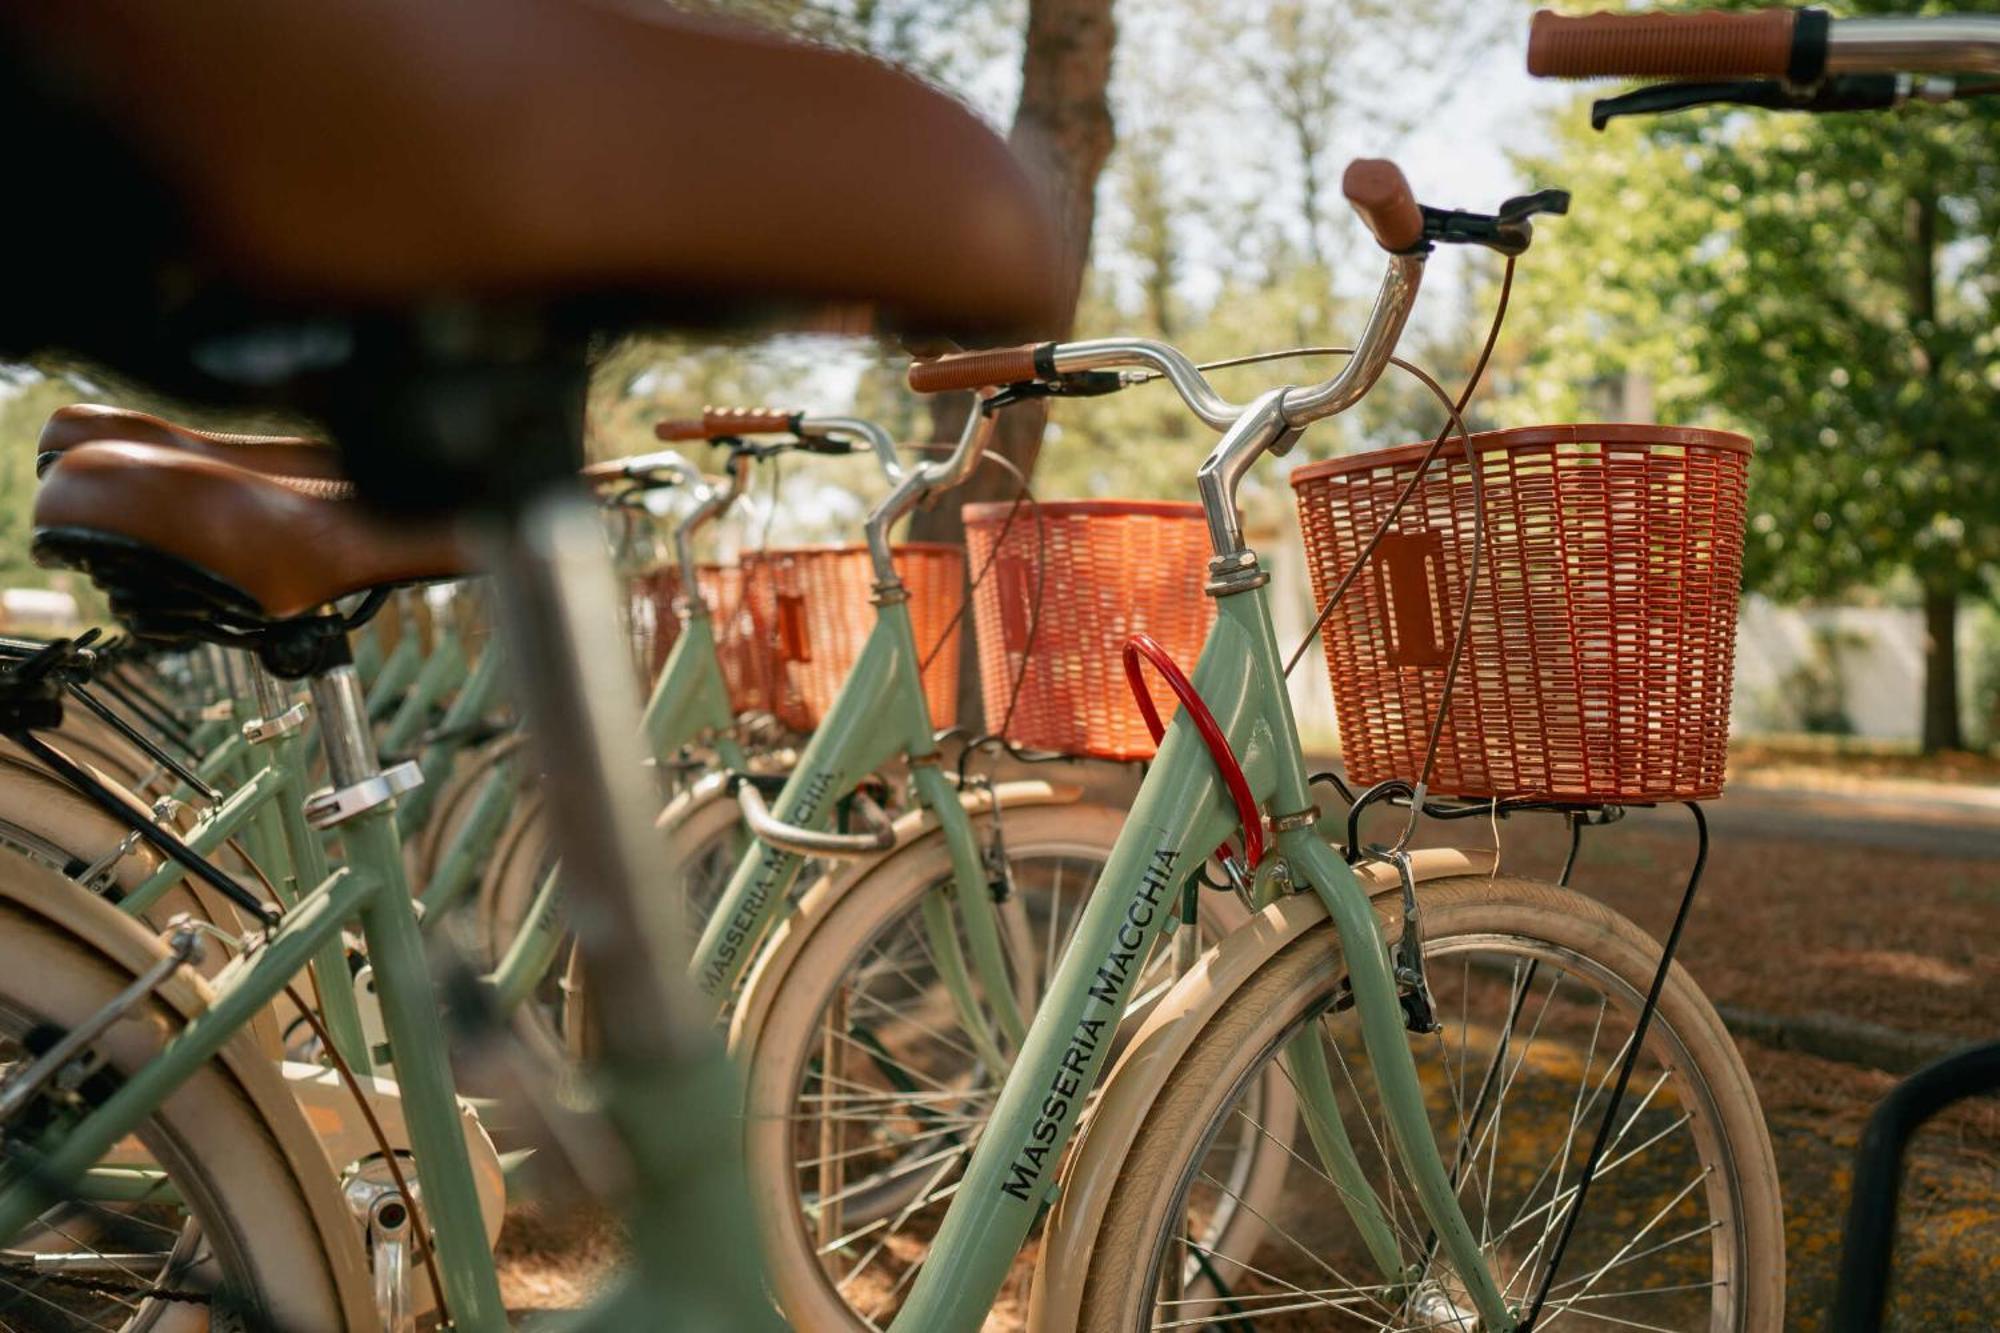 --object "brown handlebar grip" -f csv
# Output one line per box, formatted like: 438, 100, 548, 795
1342, 159, 1425, 254
703, 407, 799, 436
1527, 9, 1798, 79
652, 418, 710, 442
907, 344, 1045, 394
